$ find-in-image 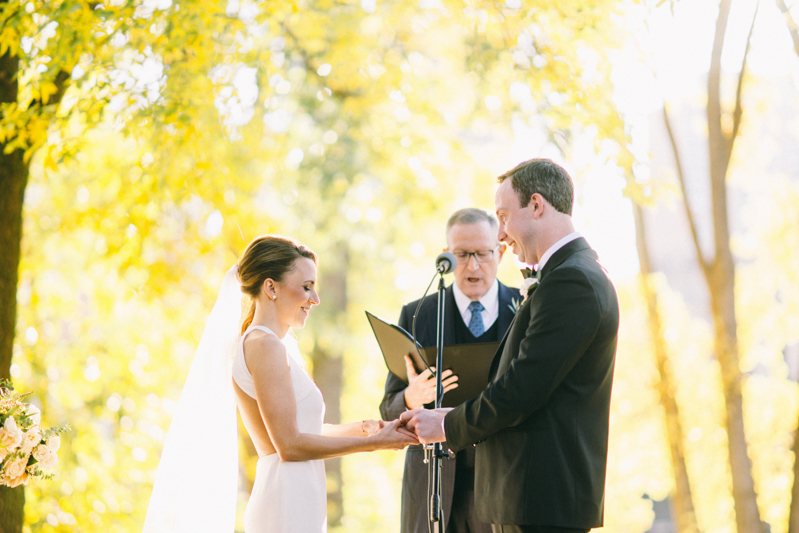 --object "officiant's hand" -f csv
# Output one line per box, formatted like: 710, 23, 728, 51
403, 355, 458, 410
399, 408, 452, 444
